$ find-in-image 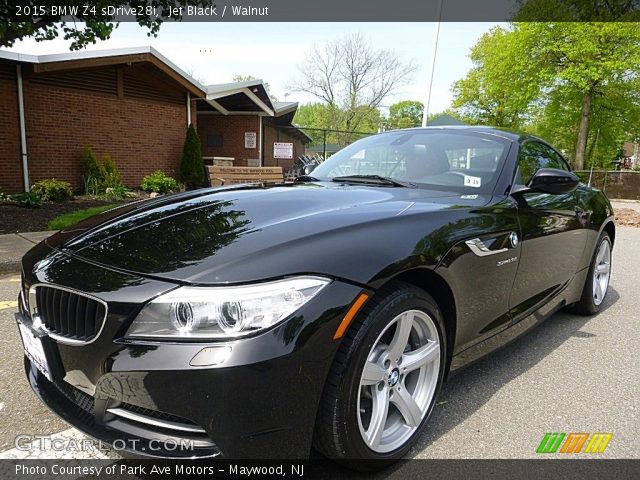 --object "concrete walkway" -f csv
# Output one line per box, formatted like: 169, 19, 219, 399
0, 231, 56, 274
